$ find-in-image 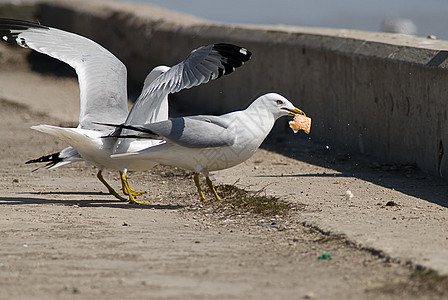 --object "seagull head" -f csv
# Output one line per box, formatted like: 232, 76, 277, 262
143, 65, 171, 88
253, 93, 305, 119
